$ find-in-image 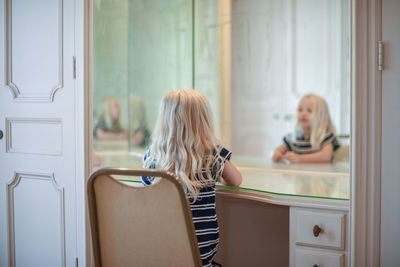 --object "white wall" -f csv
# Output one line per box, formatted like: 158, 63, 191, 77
381, 0, 400, 266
